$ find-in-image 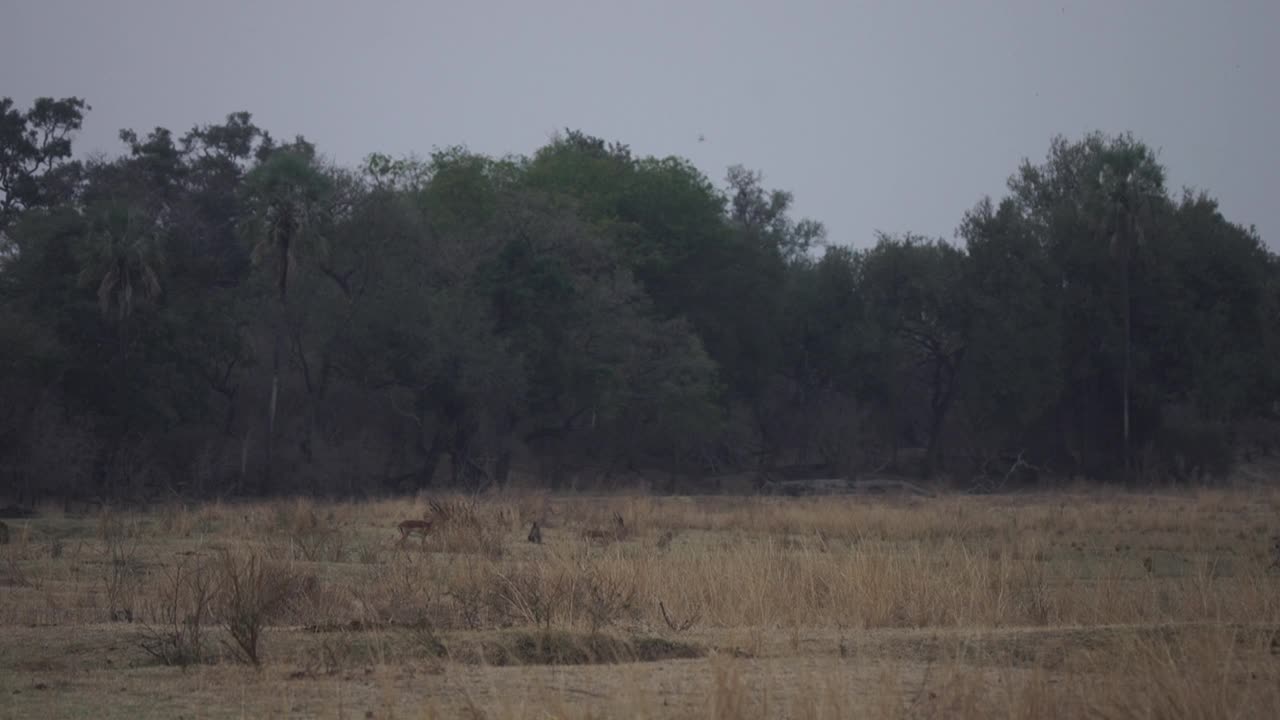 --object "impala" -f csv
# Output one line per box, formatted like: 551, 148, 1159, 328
396, 518, 434, 545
